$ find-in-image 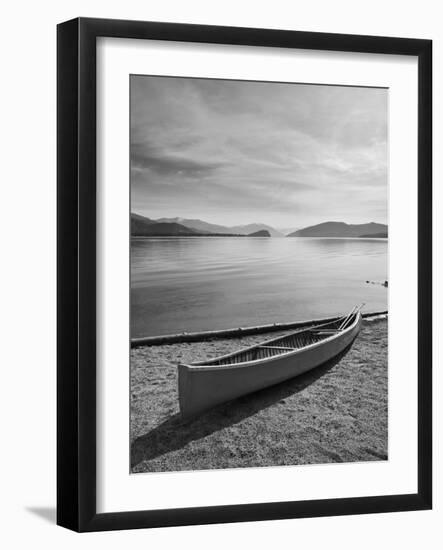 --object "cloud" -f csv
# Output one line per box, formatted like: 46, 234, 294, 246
130, 76, 387, 226
131, 143, 224, 177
